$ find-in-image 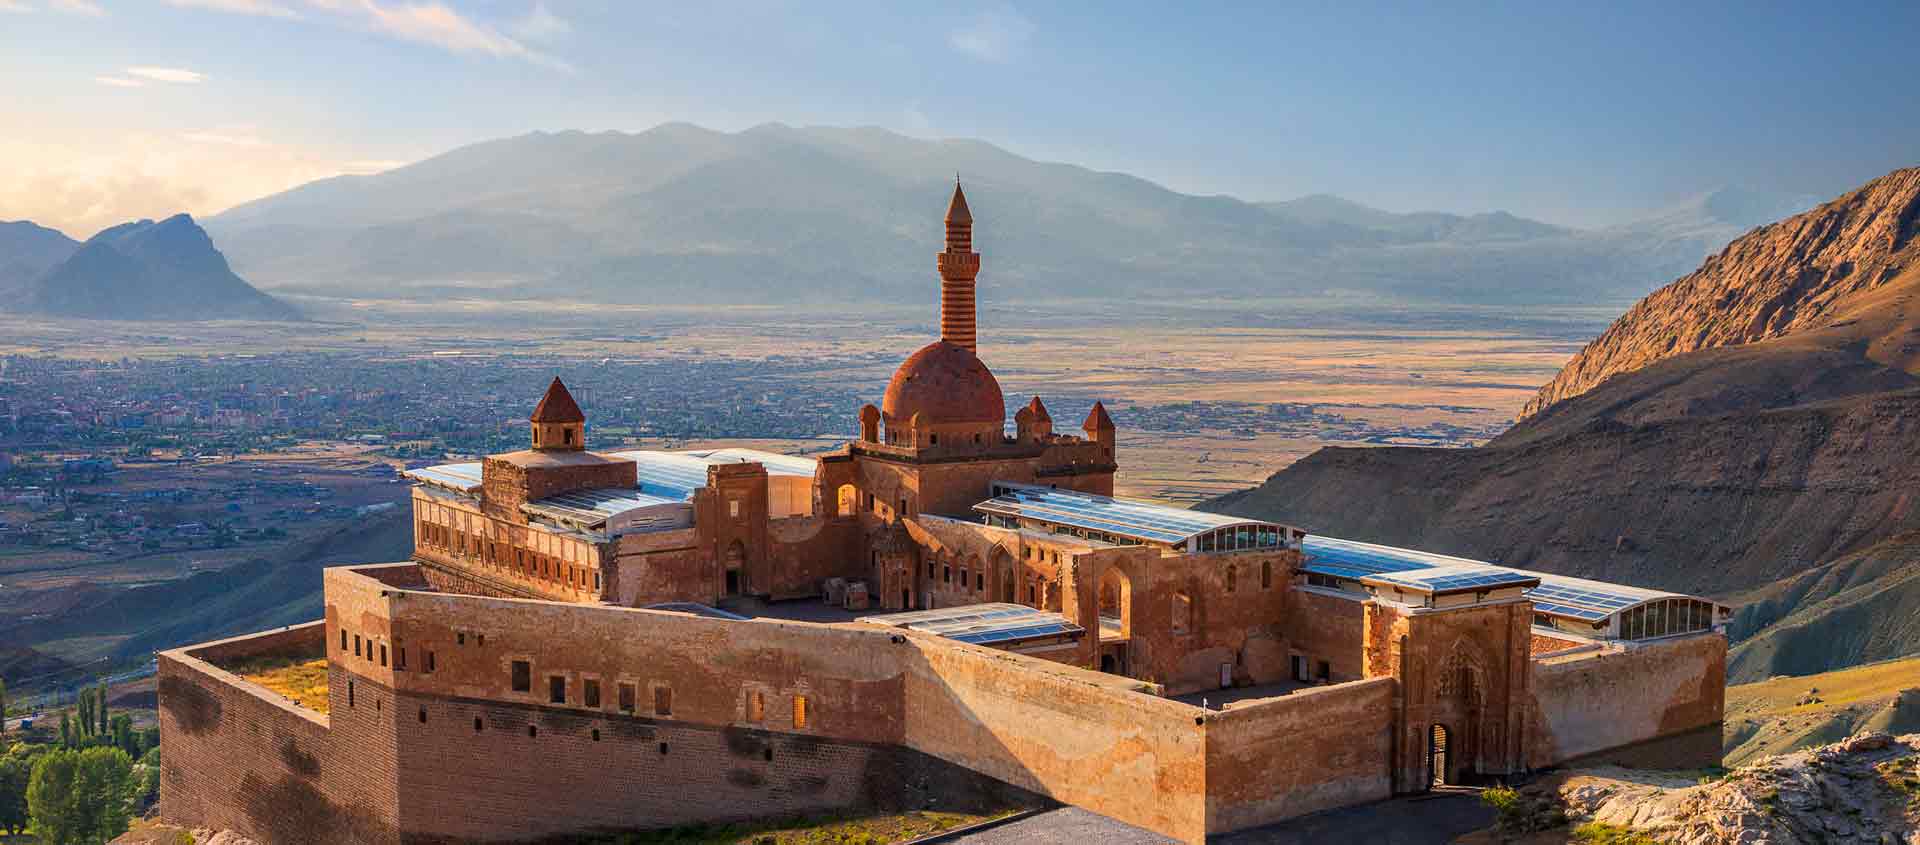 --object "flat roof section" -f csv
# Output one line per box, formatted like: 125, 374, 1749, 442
1361, 564, 1540, 596
974, 482, 1290, 547
522, 487, 685, 529
862, 602, 1085, 647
